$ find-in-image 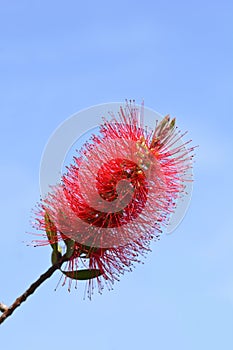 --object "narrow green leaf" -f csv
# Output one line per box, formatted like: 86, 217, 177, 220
51, 250, 62, 265
64, 238, 75, 259
79, 243, 110, 257
44, 212, 58, 252
80, 243, 100, 255
61, 269, 102, 280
